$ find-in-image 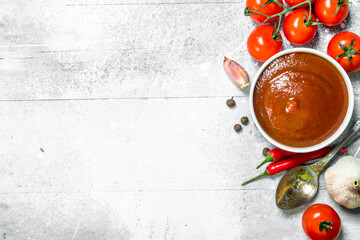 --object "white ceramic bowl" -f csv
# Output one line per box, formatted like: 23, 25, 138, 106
249, 48, 354, 153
